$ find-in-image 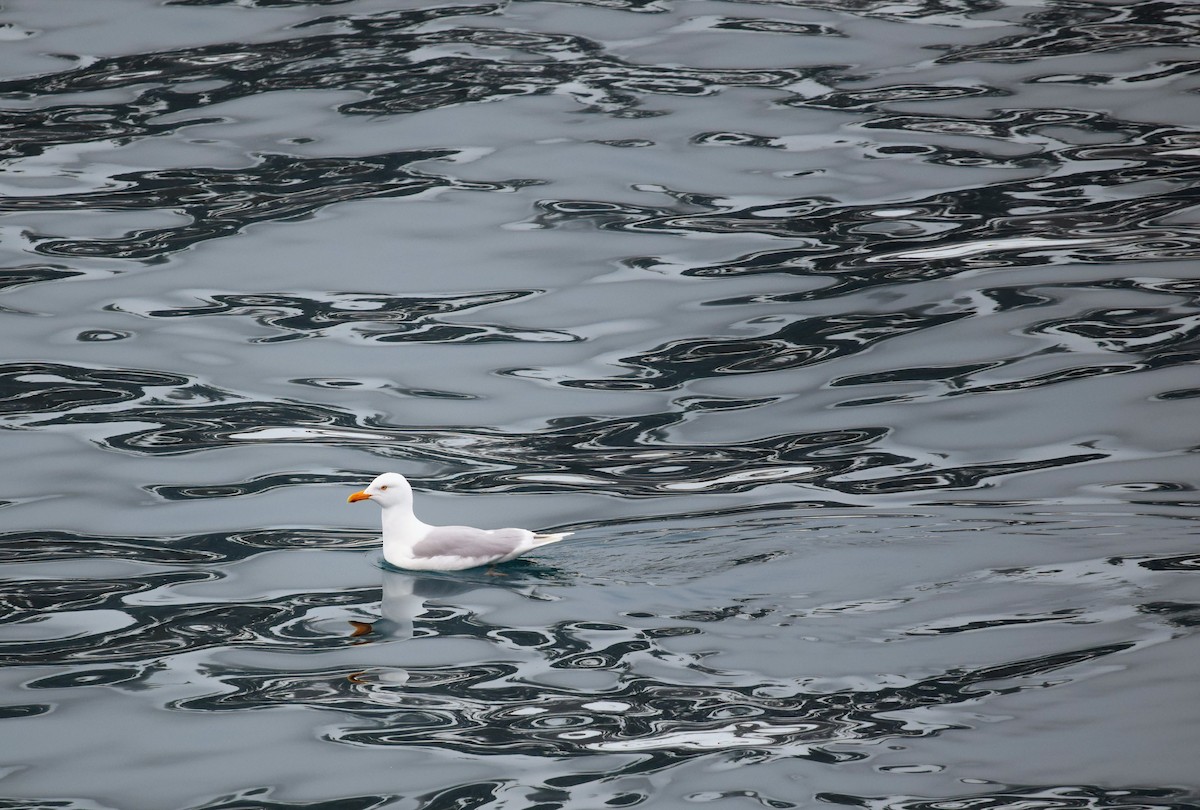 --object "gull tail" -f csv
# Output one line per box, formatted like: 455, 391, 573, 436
532, 531, 572, 546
